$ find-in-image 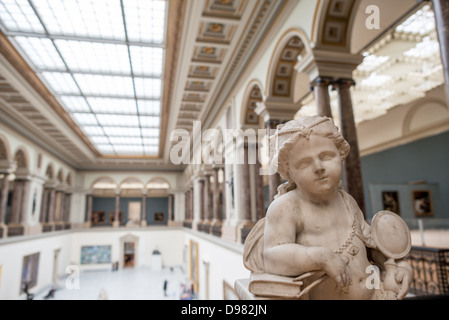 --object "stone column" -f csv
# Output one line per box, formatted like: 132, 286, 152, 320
54, 190, 64, 230
184, 190, 189, 227
168, 193, 174, 224
220, 167, 226, 222
196, 179, 204, 231
113, 190, 120, 228
203, 174, 212, 233
84, 193, 93, 228
211, 167, 222, 236
9, 179, 22, 225
141, 191, 147, 227
0, 173, 9, 238
63, 193, 72, 229
432, 0, 449, 105
47, 187, 57, 225
333, 78, 366, 216
239, 143, 254, 244
266, 120, 282, 202
254, 144, 265, 221
18, 179, 30, 225
311, 76, 333, 118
